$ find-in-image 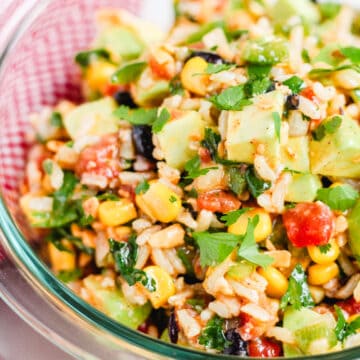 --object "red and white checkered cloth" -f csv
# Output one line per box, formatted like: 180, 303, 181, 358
0, 0, 142, 261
